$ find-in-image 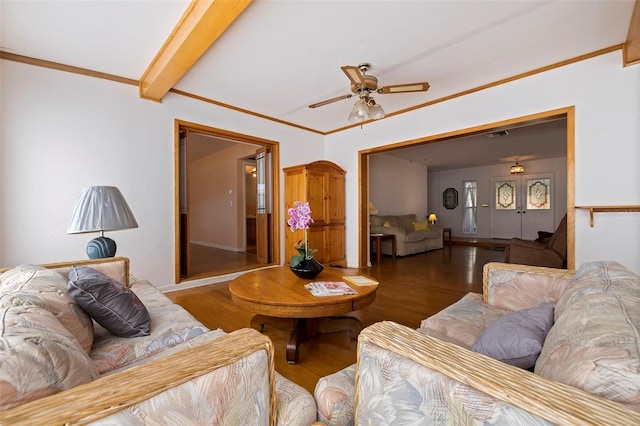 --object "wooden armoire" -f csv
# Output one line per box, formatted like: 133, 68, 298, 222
283, 160, 346, 267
